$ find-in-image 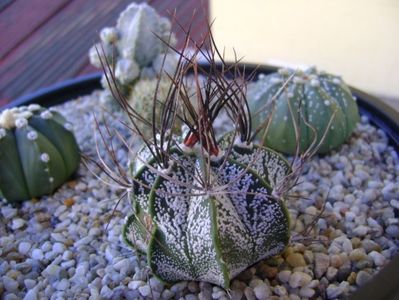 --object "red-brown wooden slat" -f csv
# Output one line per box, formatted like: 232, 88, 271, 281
0, 0, 134, 101
17, 1, 134, 94
0, 0, 14, 13
76, 62, 97, 76
0, 0, 70, 60
1, 0, 136, 77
